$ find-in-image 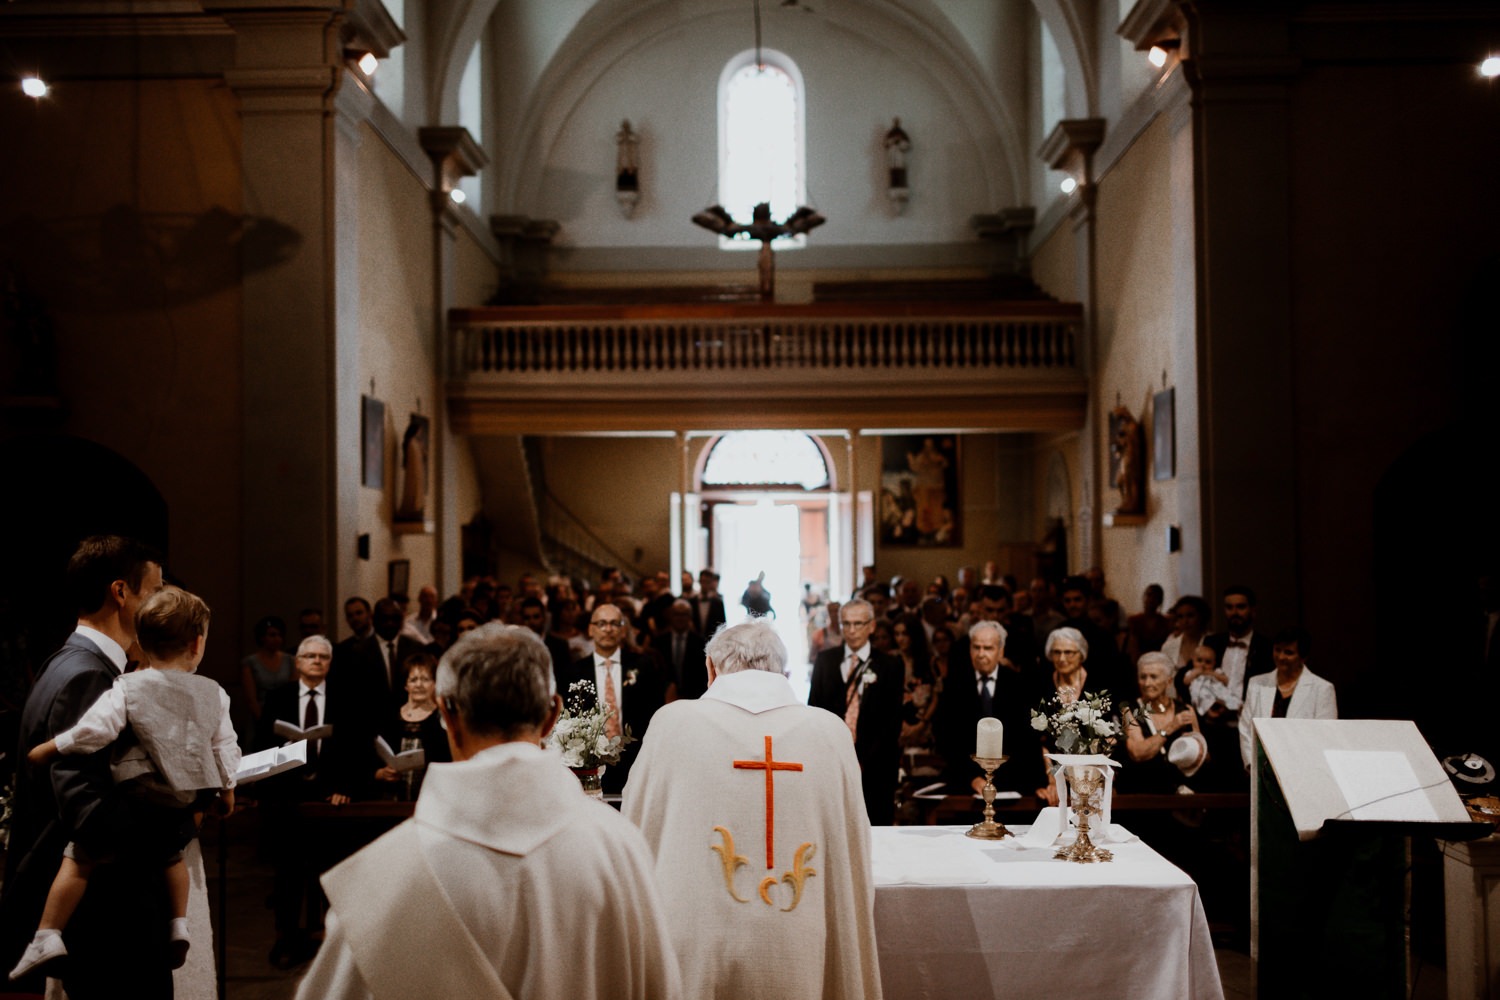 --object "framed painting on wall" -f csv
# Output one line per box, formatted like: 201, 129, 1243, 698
1153, 388, 1175, 481
388, 559, 410, 598
361, 395, 385, 490
879, 435, 960, 547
